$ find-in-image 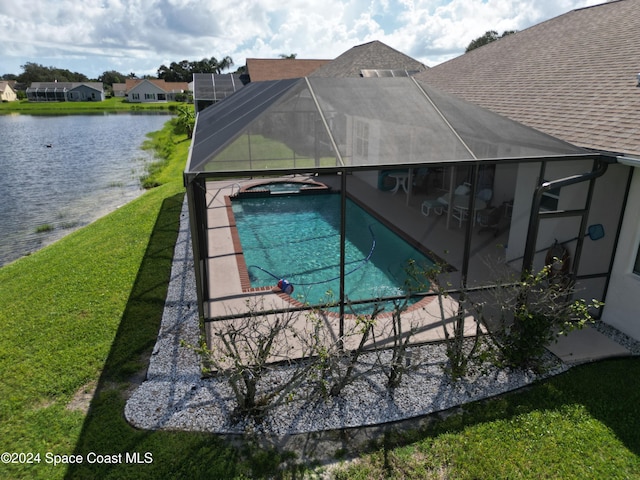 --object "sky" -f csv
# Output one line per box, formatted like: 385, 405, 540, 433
0, 0, 604, 79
